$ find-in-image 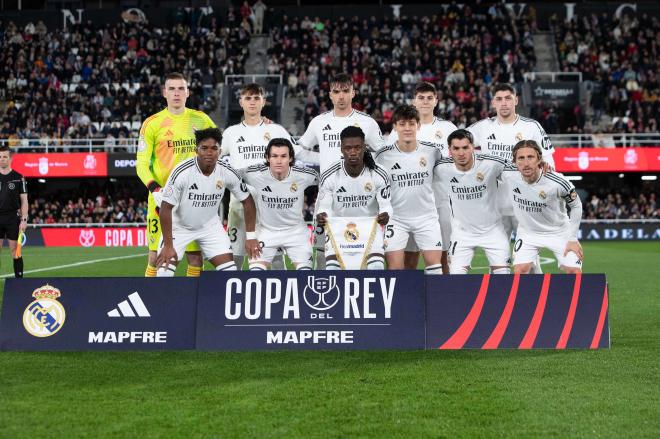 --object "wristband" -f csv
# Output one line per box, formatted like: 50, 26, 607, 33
246, 231, 257, 240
